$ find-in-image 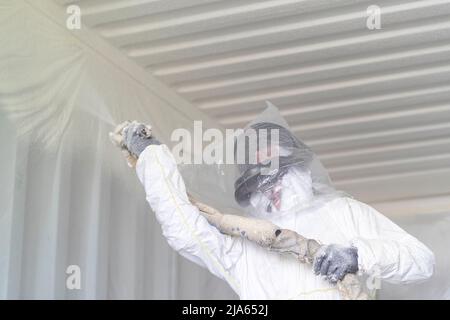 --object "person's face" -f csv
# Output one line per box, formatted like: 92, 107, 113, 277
249, 166, 313, 214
